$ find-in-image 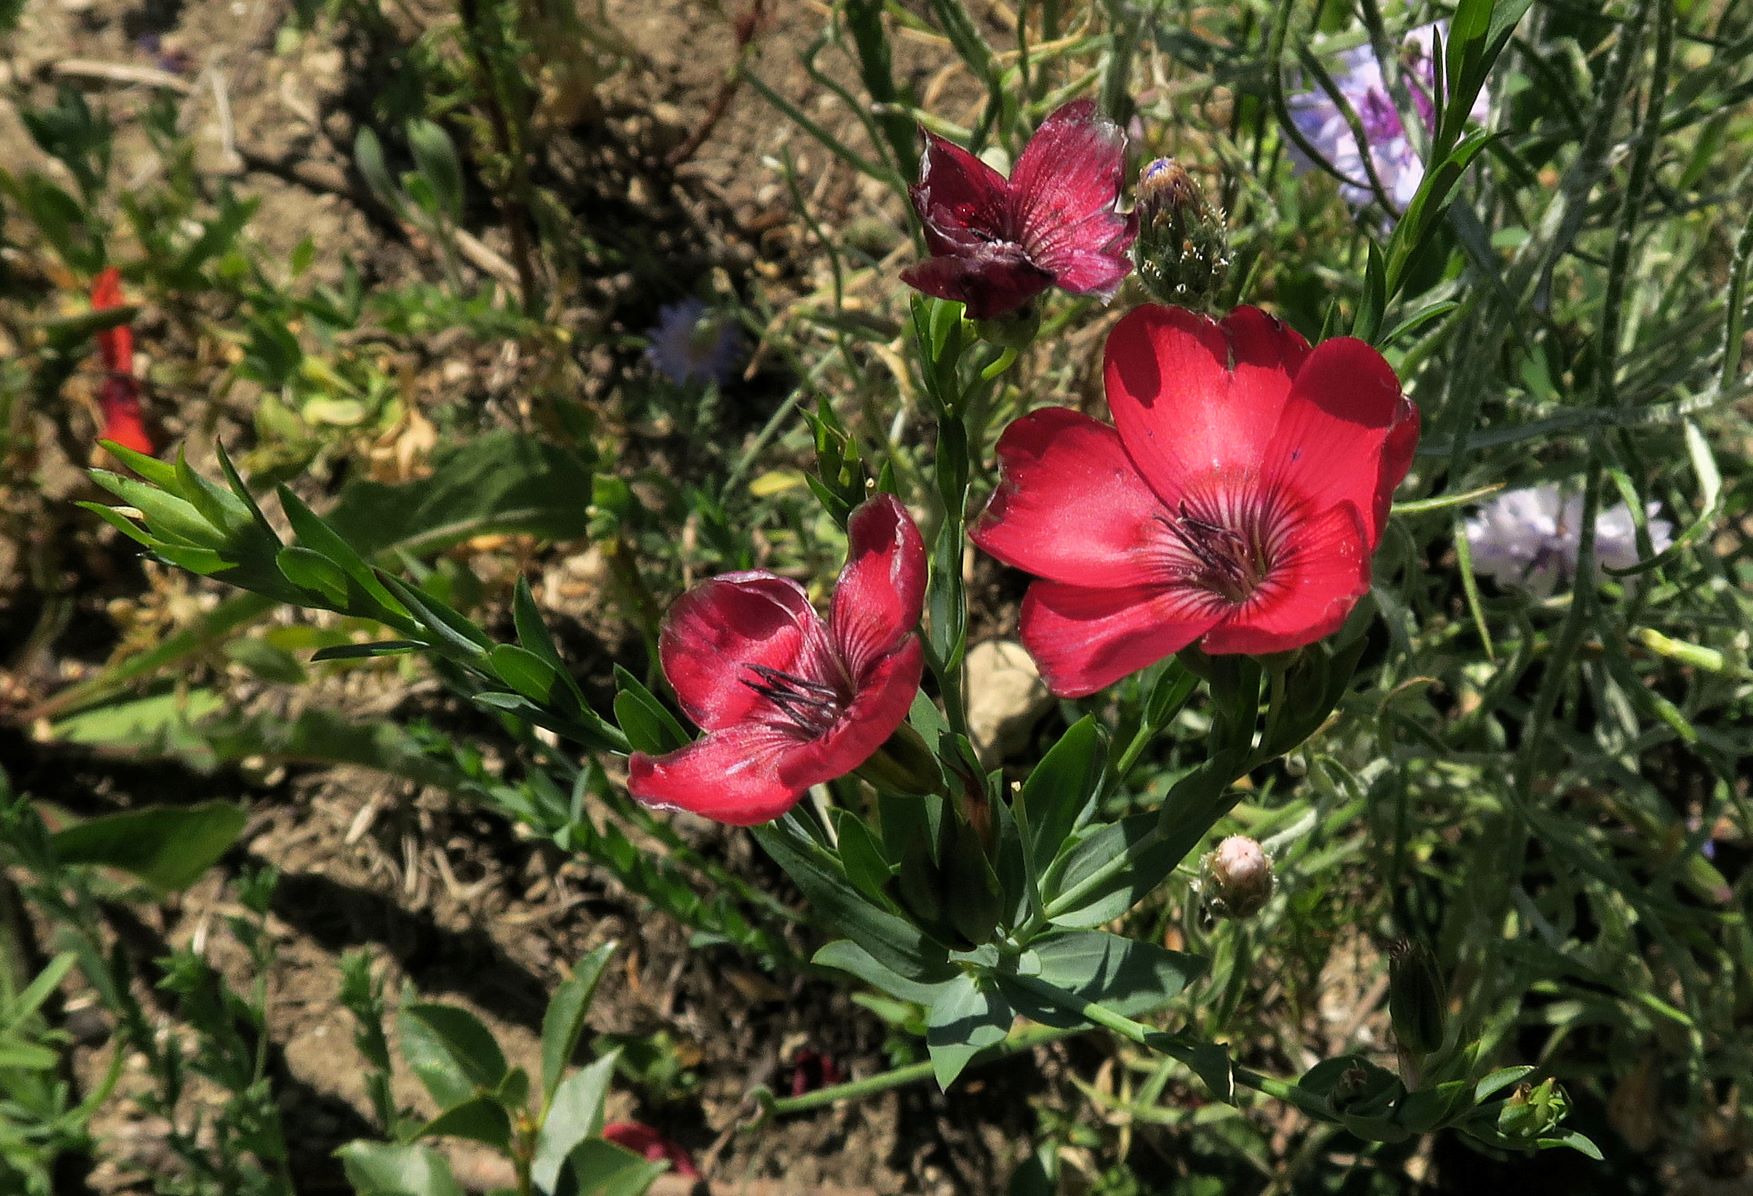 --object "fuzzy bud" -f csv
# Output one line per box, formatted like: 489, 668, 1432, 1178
1133, 157, 1231, 308
1200, 835, 1275, 919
